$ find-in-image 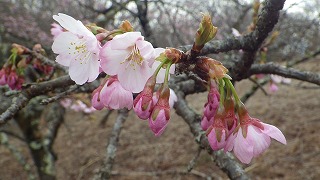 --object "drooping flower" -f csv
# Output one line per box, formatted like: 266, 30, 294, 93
207, 112, 228, 150
100, 32, 155, 93
225, 107, 286, 164
99, 76, 133, 110
52, 13, 100, 85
